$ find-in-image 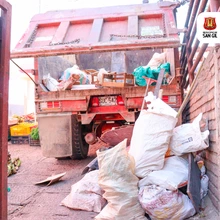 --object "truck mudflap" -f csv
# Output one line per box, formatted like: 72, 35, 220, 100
37, 113, 73, 158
